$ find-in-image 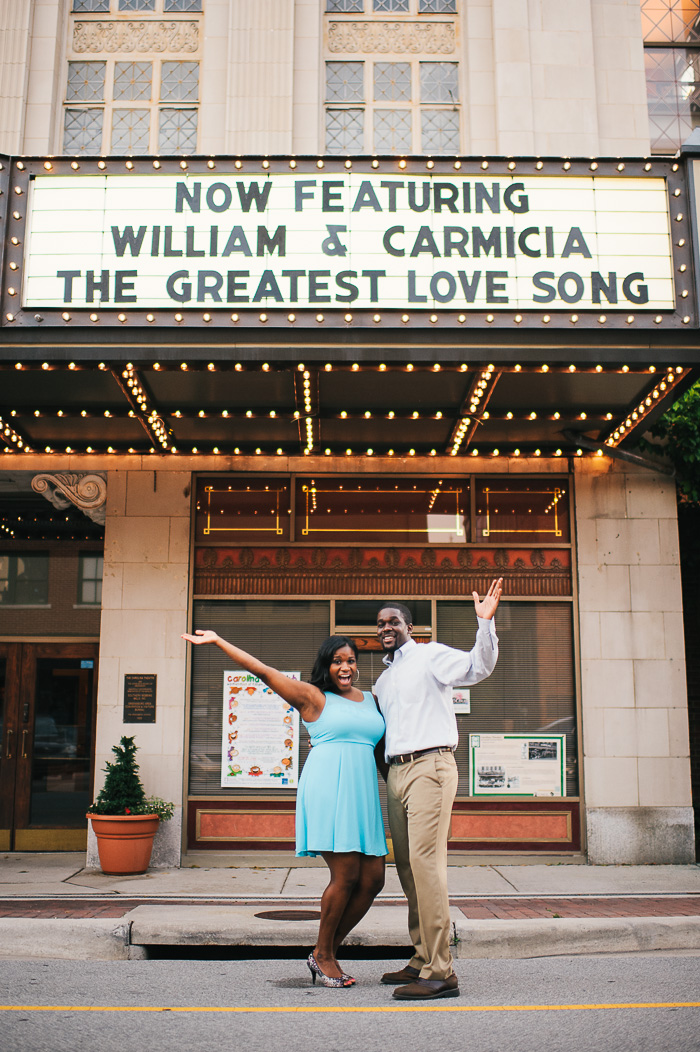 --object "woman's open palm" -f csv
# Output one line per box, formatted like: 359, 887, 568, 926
182, 630, 219, 645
